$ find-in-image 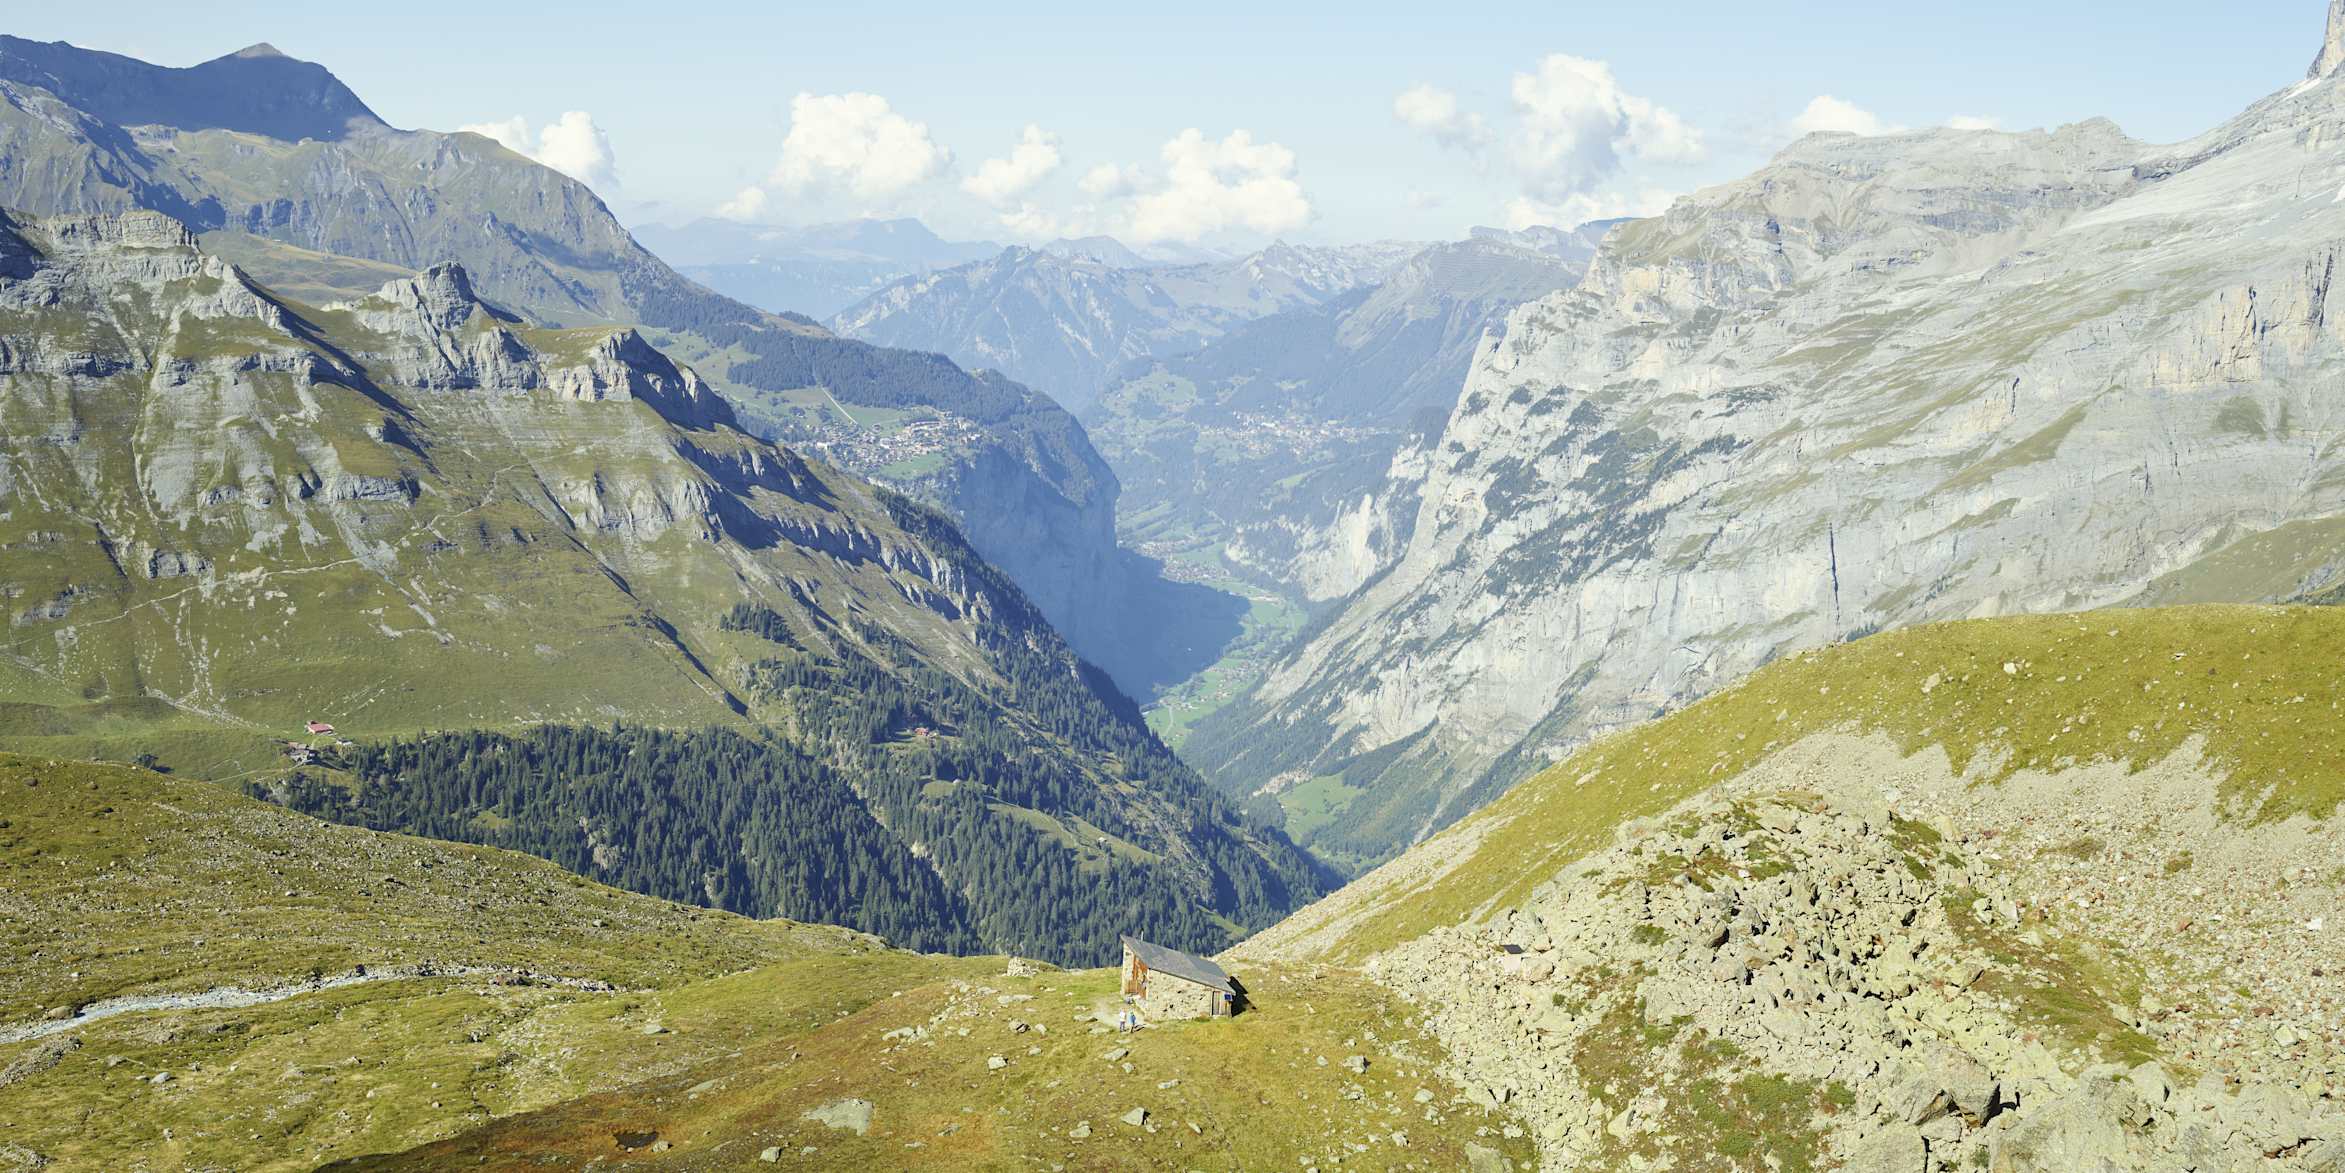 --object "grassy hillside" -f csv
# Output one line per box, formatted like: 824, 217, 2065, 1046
1243, 604, 2345, 965
0, 753, 1531, 1172
0, 753, 939, 1170
331, 962, 1535, 1172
